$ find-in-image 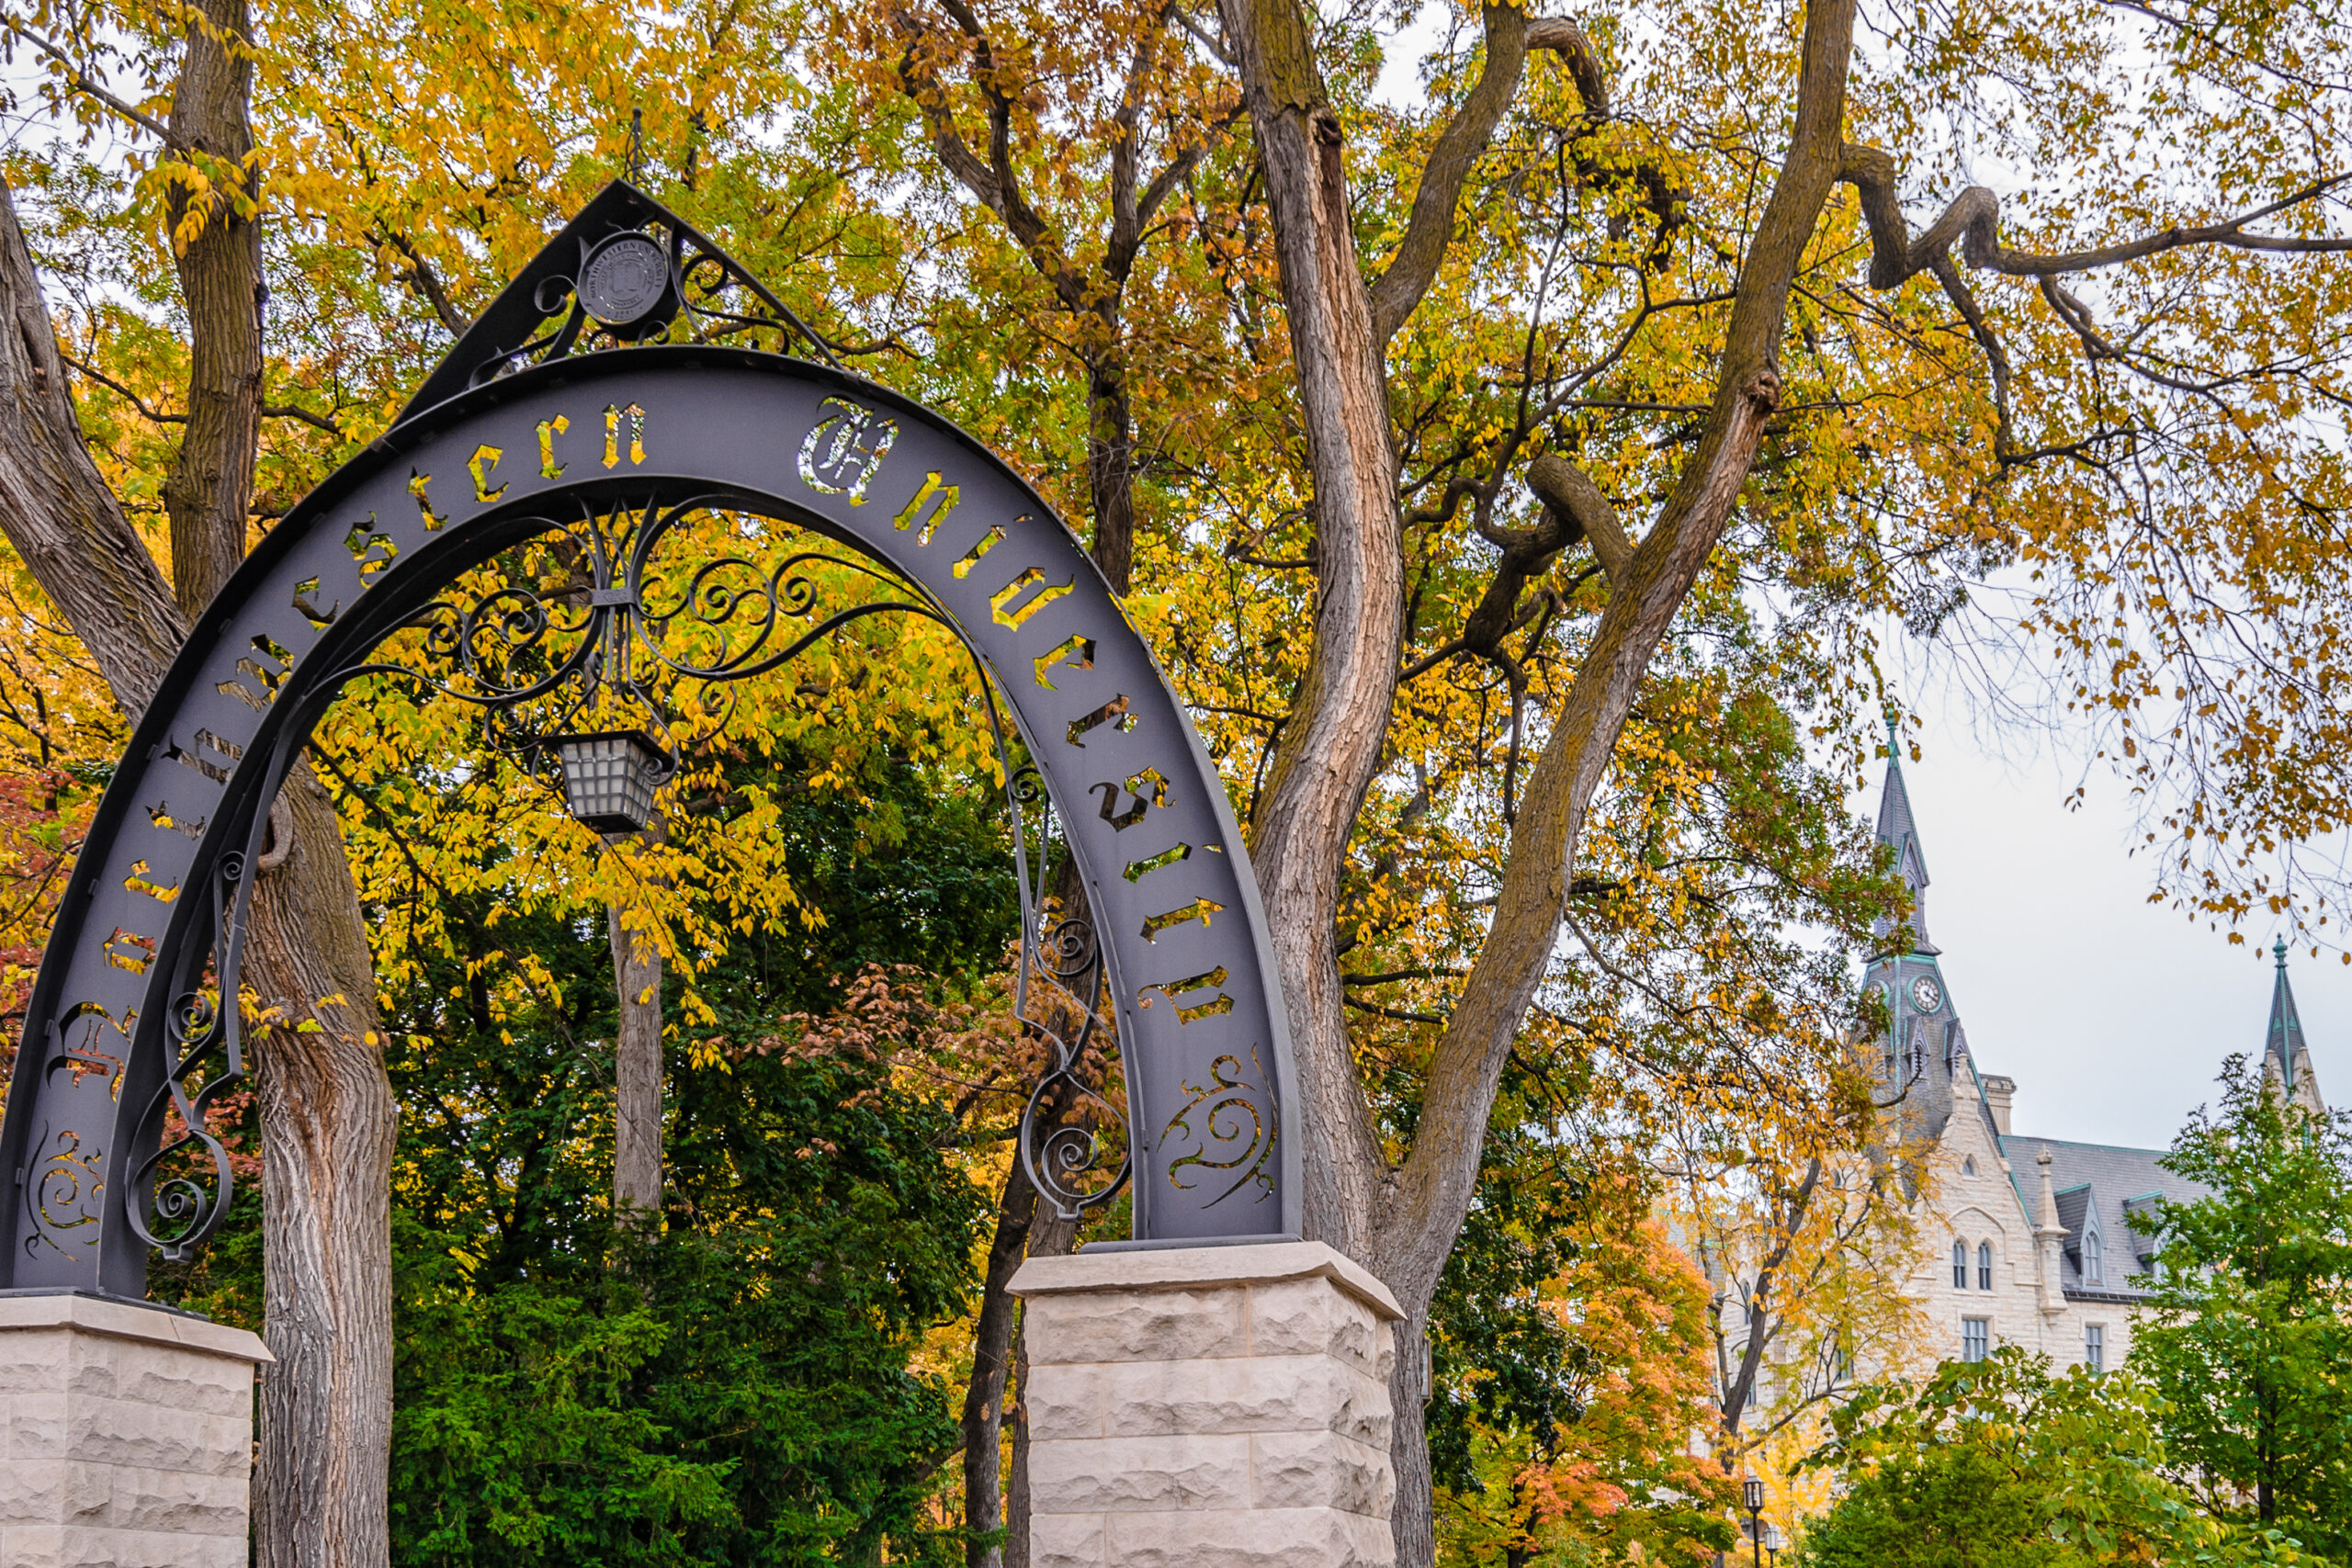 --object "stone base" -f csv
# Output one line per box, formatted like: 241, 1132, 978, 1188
1009, 1241, 1404, 1568
0, 1292, 272, 1568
